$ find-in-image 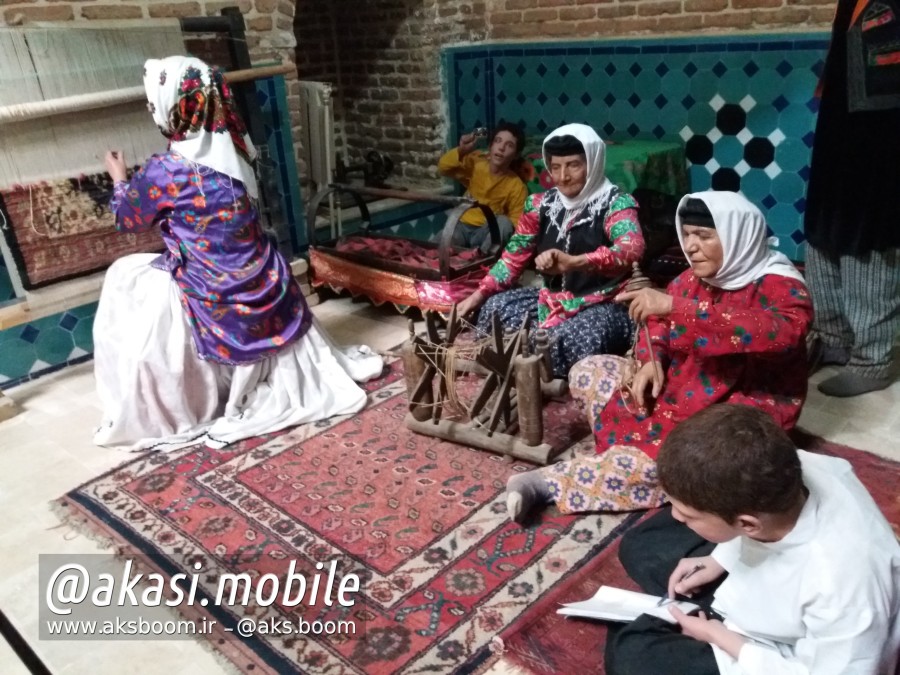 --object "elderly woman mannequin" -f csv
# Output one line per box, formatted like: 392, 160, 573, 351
94, 56, 382, 451
456, 123, 645, 377
506, 191, 812, 521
